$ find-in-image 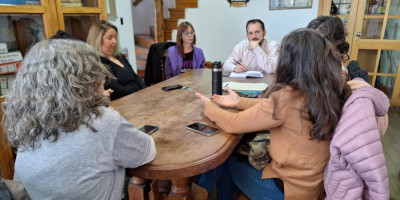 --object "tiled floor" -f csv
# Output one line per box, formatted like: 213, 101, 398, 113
383, 107, 400, 200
